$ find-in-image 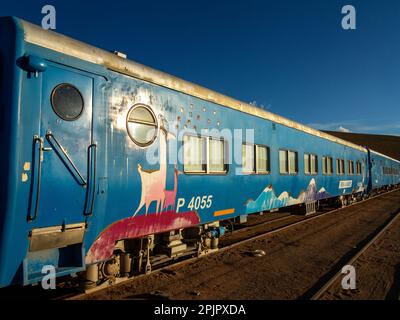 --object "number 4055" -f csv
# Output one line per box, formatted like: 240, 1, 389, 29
176, 195, 213, 213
